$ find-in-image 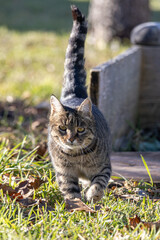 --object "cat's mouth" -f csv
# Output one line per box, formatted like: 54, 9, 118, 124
59, 140, 81, 151
65, 142, 80, 149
